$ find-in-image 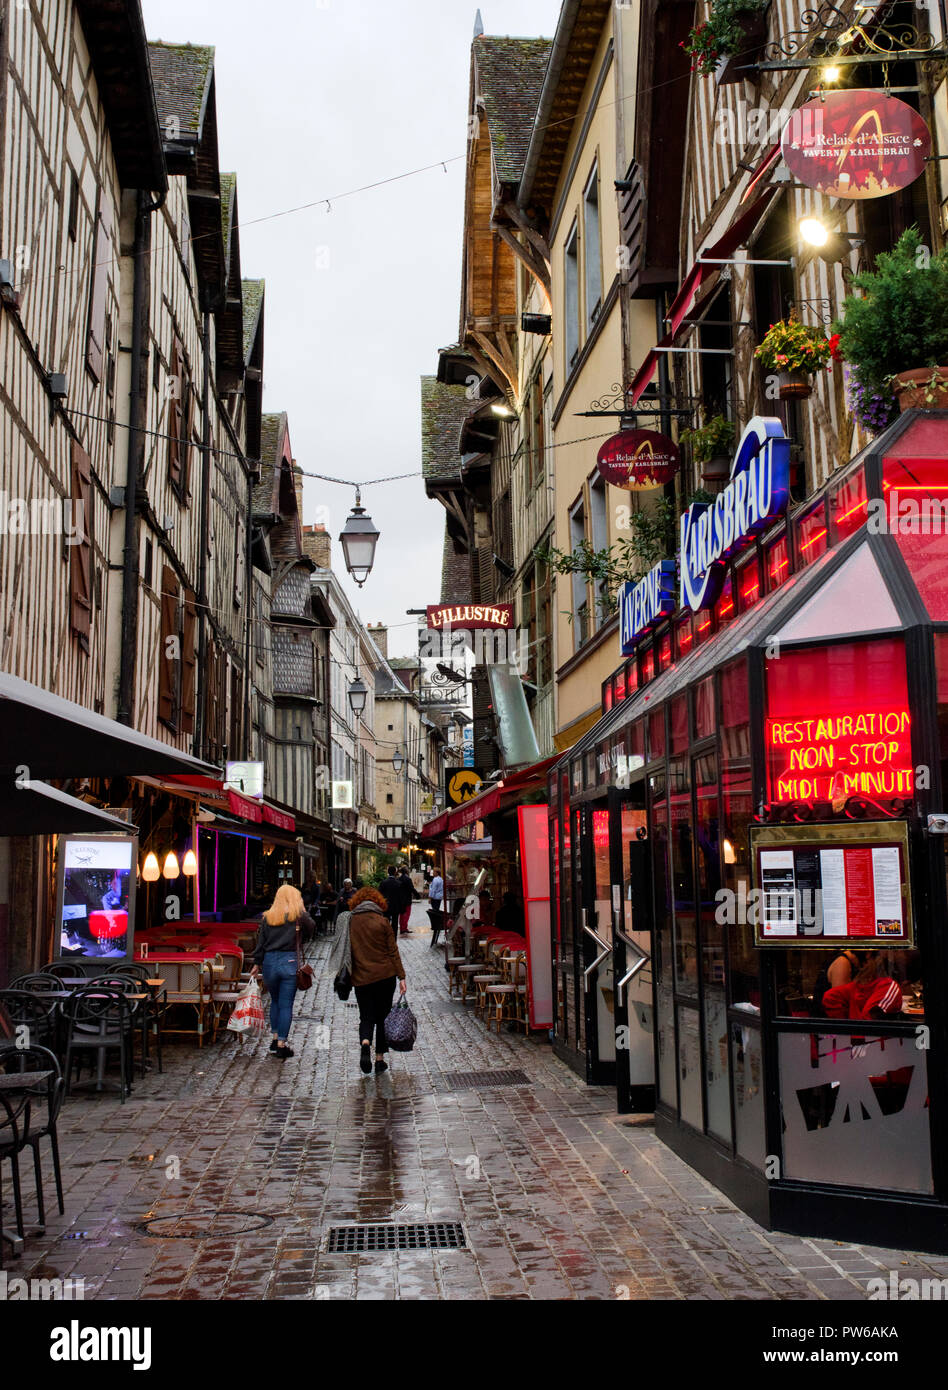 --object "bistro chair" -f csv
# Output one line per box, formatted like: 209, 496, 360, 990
111, 964, 167, 1073
61, 989, 134, 1103
0, 990, 59, 1054
0, 1091, 29, 1268
0, 1046, 64, 1231
9, 973, 62, 994
473, 970, 502, 1014
94, 977, 148, 1079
